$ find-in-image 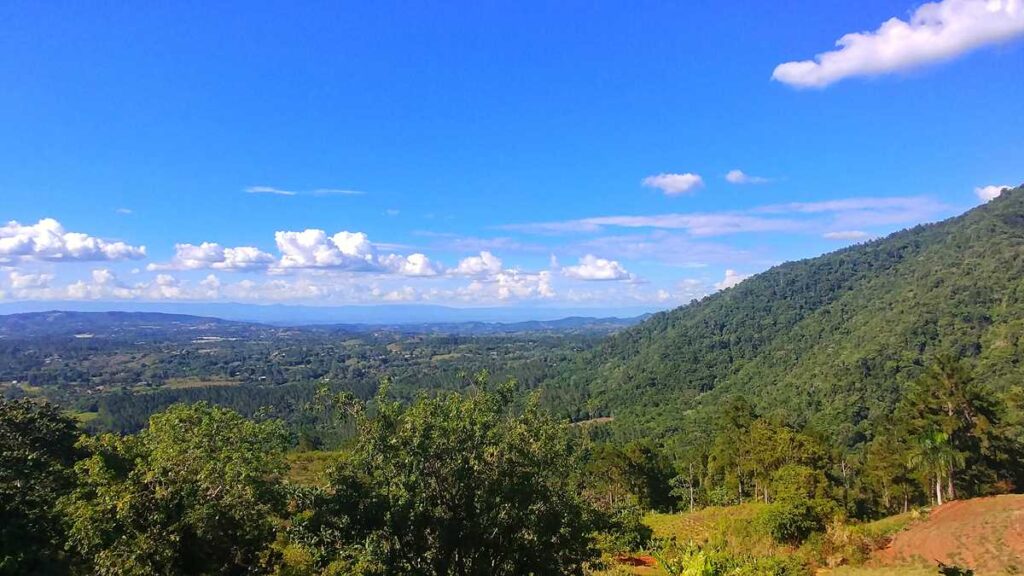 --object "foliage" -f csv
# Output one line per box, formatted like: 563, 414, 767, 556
287, 376, 603, 575
653, 540, 809, 576
60, 403, 289, 575
0, 398, 81, 575
757, 498, 835, 545
547, 185, 1024, 458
